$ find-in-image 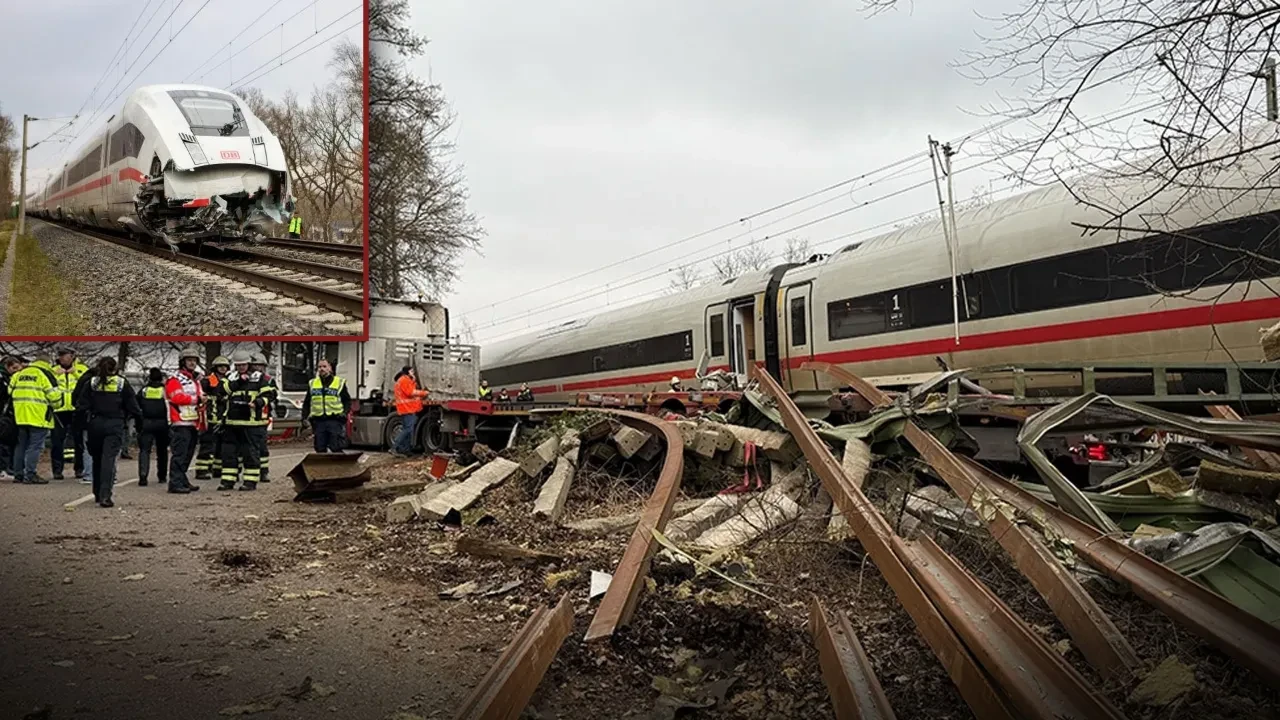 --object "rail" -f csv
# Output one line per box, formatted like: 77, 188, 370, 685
262, 236, 364, 256
808, 597, 897, 720
751, 365, 1125, 719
